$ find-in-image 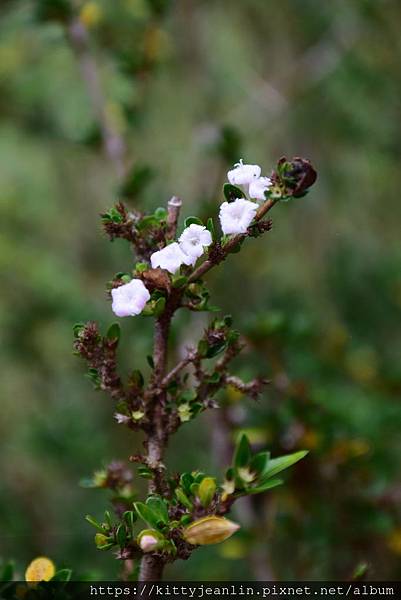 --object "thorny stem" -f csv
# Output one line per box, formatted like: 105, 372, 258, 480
188, 197, 277, 283
66, 18, 127, 181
